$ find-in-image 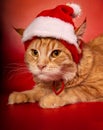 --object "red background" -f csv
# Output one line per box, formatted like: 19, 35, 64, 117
1, 0, 103, 130
1, 0, 103, 92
